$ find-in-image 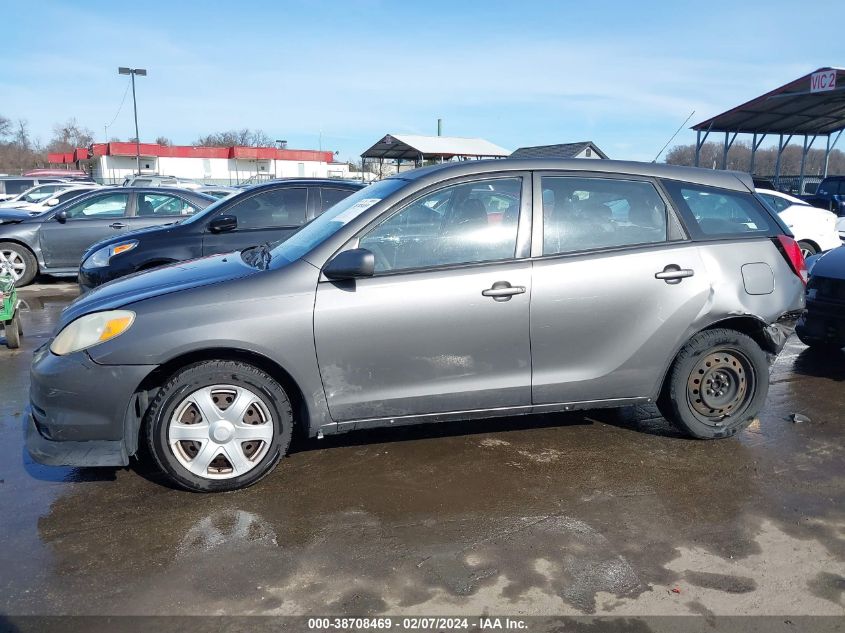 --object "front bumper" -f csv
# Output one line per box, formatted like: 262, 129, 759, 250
27, 344, 156, 466
26, 411, 130, 466
77, 267, 108, 293
796, 299, 845, 344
